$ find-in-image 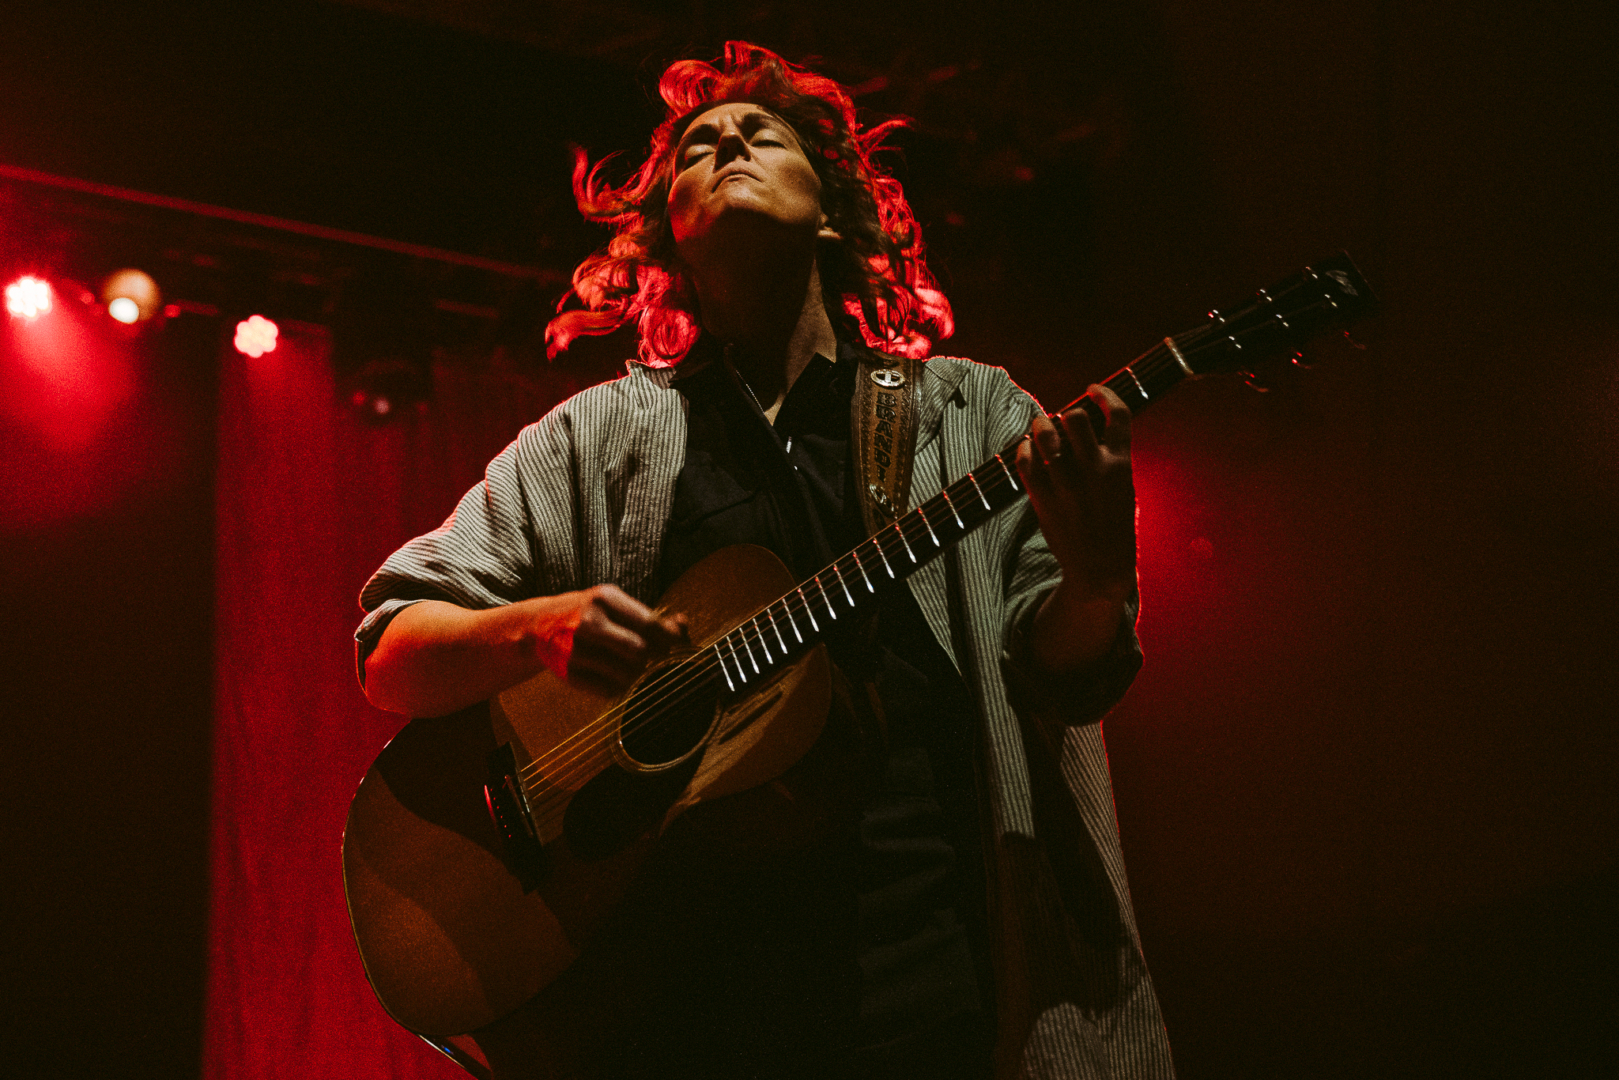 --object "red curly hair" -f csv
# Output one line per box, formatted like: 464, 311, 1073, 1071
545, 41, 954, 365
